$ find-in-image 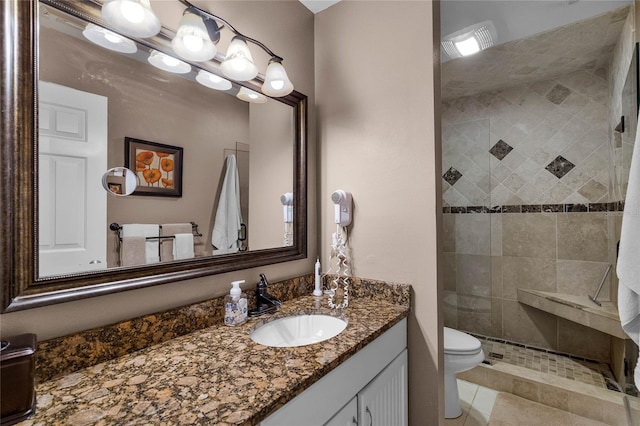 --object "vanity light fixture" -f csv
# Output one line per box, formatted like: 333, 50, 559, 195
236, 86, 267, 104
220, 36, 259, 82
441, 20, 497, 60
172, 7, 220, 62
174, 0, 294, 96
101, 0, 161, 38
147, 50, 191, 74
82, 23, 137, 54
195, 70, 232, 91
